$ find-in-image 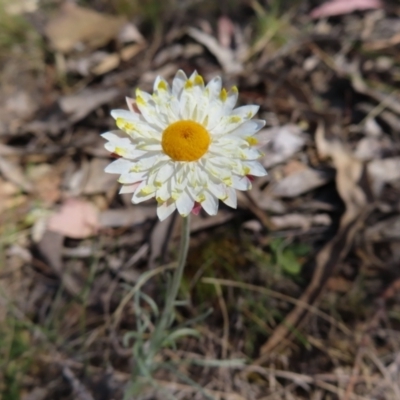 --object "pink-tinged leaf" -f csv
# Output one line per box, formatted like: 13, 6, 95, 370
310, 0, 383, 19
47, 198, 99, 239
